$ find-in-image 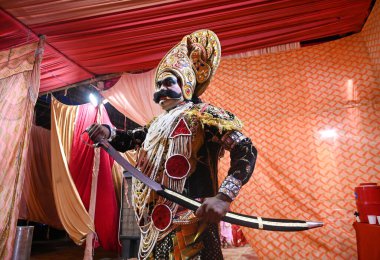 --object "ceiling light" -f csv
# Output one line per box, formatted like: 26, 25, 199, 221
89, 93, 98, 107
